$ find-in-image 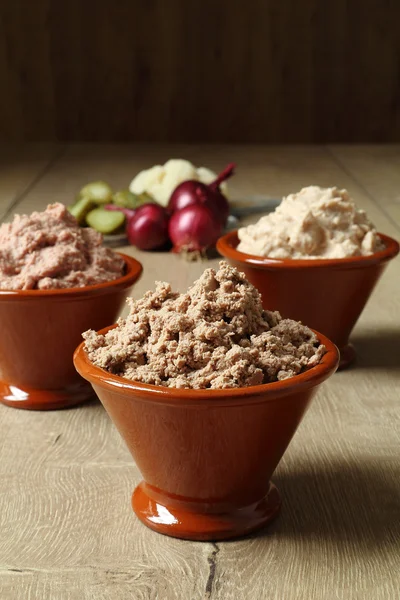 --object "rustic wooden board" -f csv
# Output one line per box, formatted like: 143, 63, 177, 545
0, 145, 399, 599
328, 145, 400, 234
1, 2, 400, 143
0, 143, 62, 221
